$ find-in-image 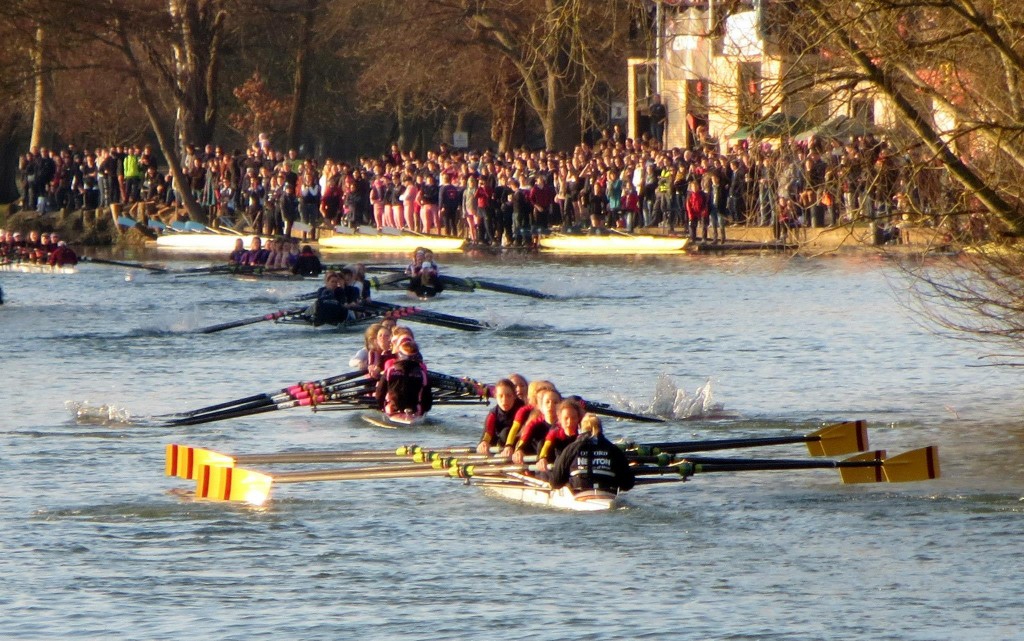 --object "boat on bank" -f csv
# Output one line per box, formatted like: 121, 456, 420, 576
538, 233, 690, 254
319, 227, 466, 254
153, 233, 267, 253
